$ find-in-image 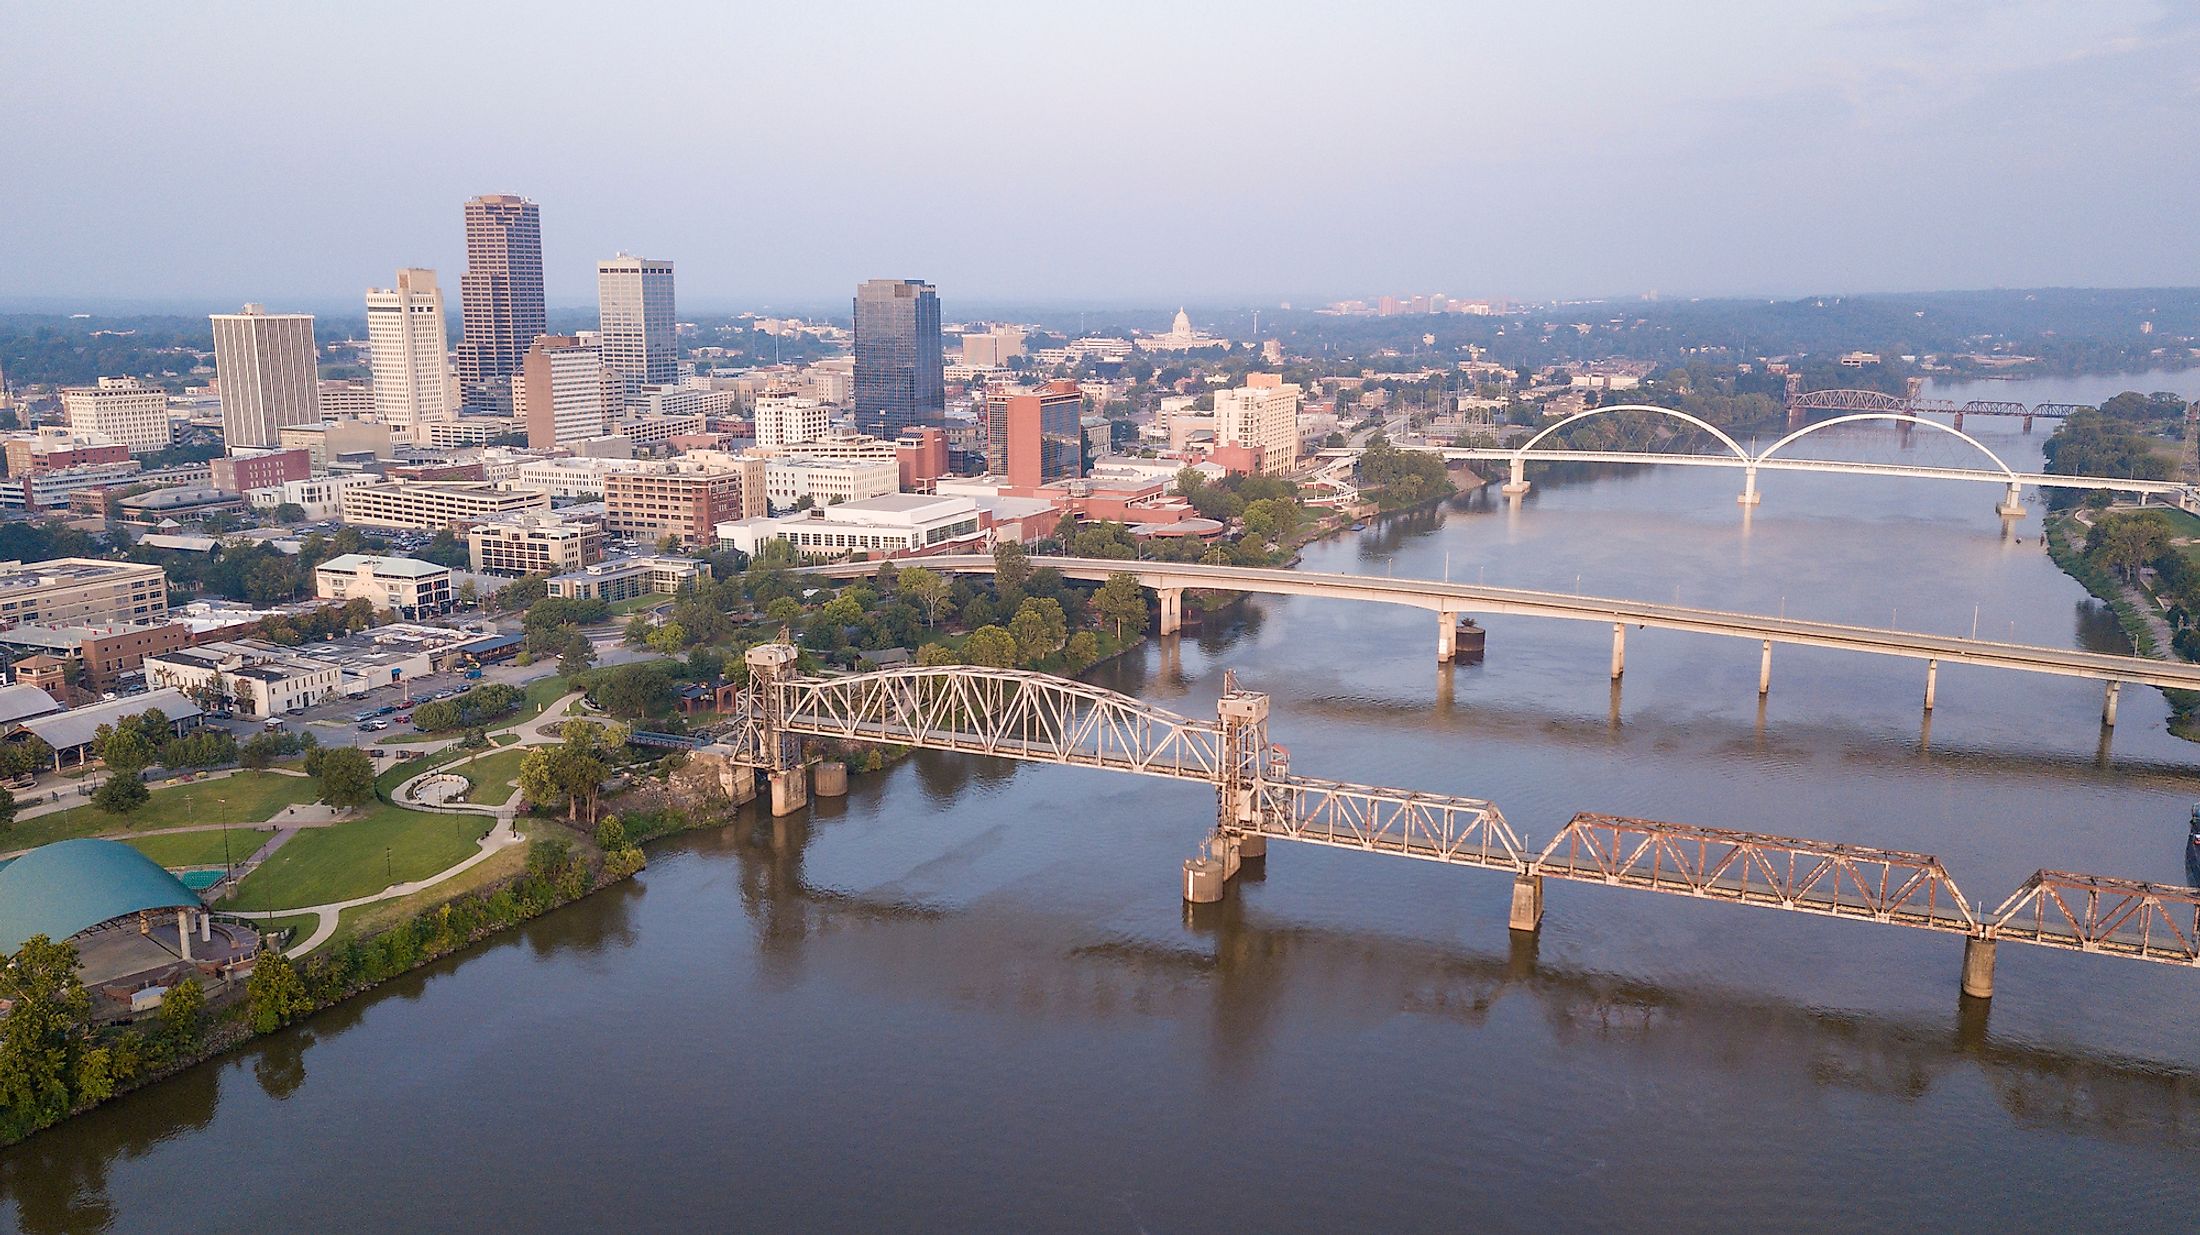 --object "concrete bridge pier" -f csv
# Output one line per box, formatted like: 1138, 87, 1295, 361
1996, 482, 2027, 519
1437, 611, 1457, 663
2021, 414, 2034, 433
768, 767, 808, 817
1924, 659, 1938, 711
2102, 681, 2121, 727
1508, 873, 1544, 932
1758, 640, 1772, 695
1500, 456, 1531, 496
1737, 465, 1762, 506
1182, 833, 1242, 904
1961, 936, 1997, 999
1156, 587, 1183, 636
1610, 623, 1625, 679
